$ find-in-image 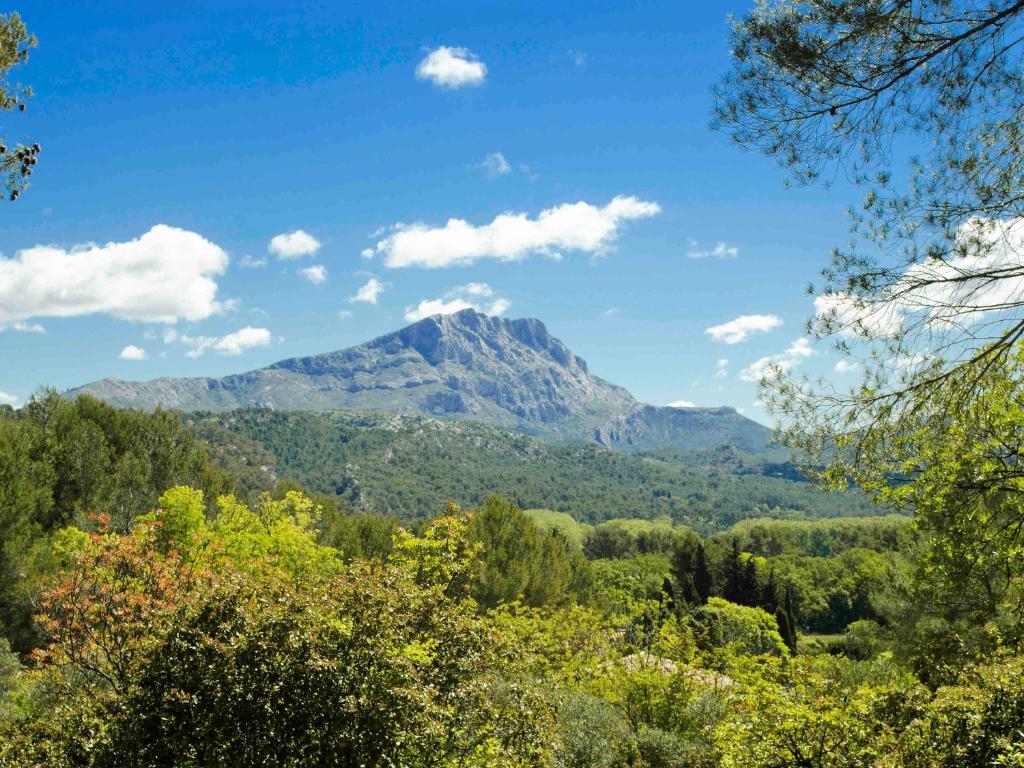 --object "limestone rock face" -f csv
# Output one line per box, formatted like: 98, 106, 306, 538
70, 309, 771, 452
